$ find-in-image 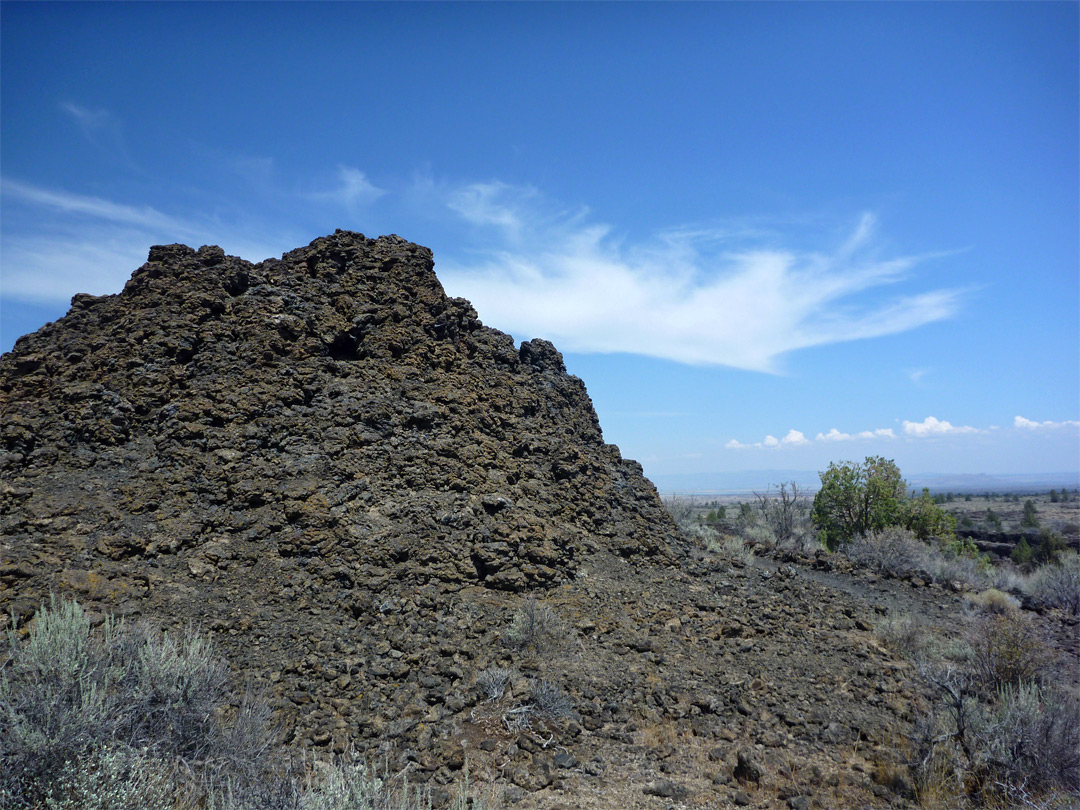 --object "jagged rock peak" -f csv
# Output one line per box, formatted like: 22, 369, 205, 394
1, 231, 678, 619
